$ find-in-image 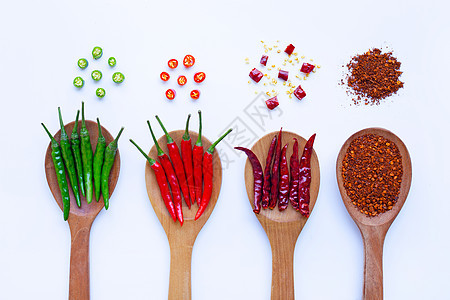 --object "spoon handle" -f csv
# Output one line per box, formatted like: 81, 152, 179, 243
361, 226, 386, 300
270, 241, 295, 300
168, 241, 194, 300
68, 219, 93, 300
